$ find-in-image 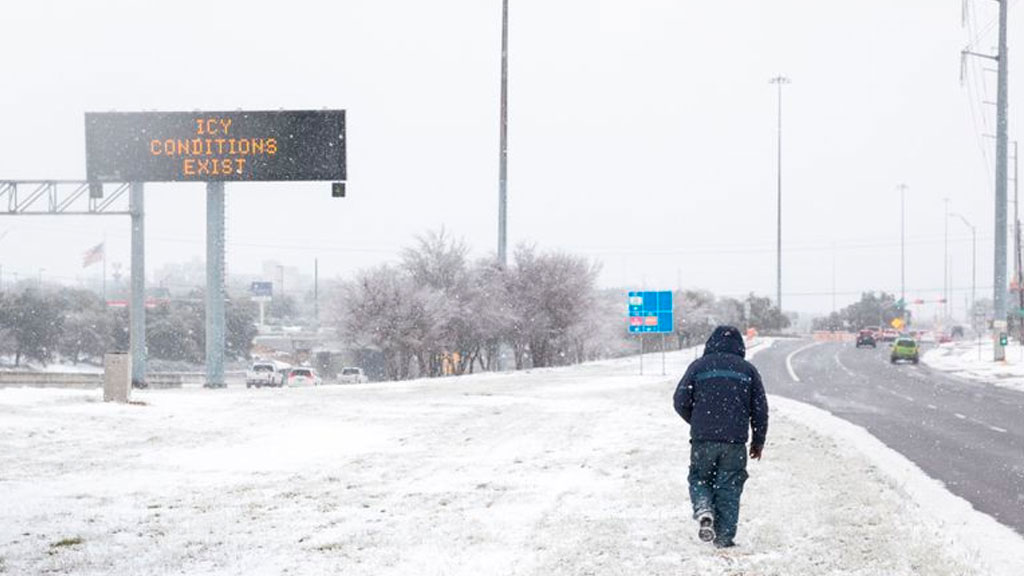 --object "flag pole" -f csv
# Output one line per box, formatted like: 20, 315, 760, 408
102, 236, 107, 302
